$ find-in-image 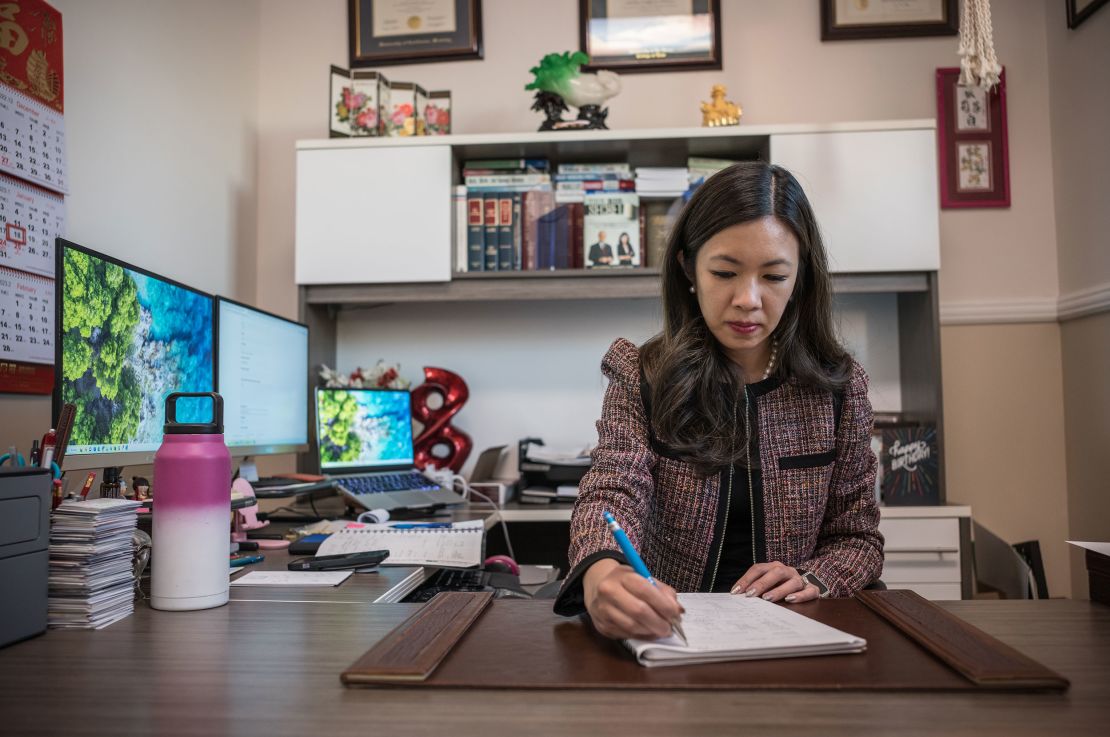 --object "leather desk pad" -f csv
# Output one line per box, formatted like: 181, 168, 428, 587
399, 596, 1059, 691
